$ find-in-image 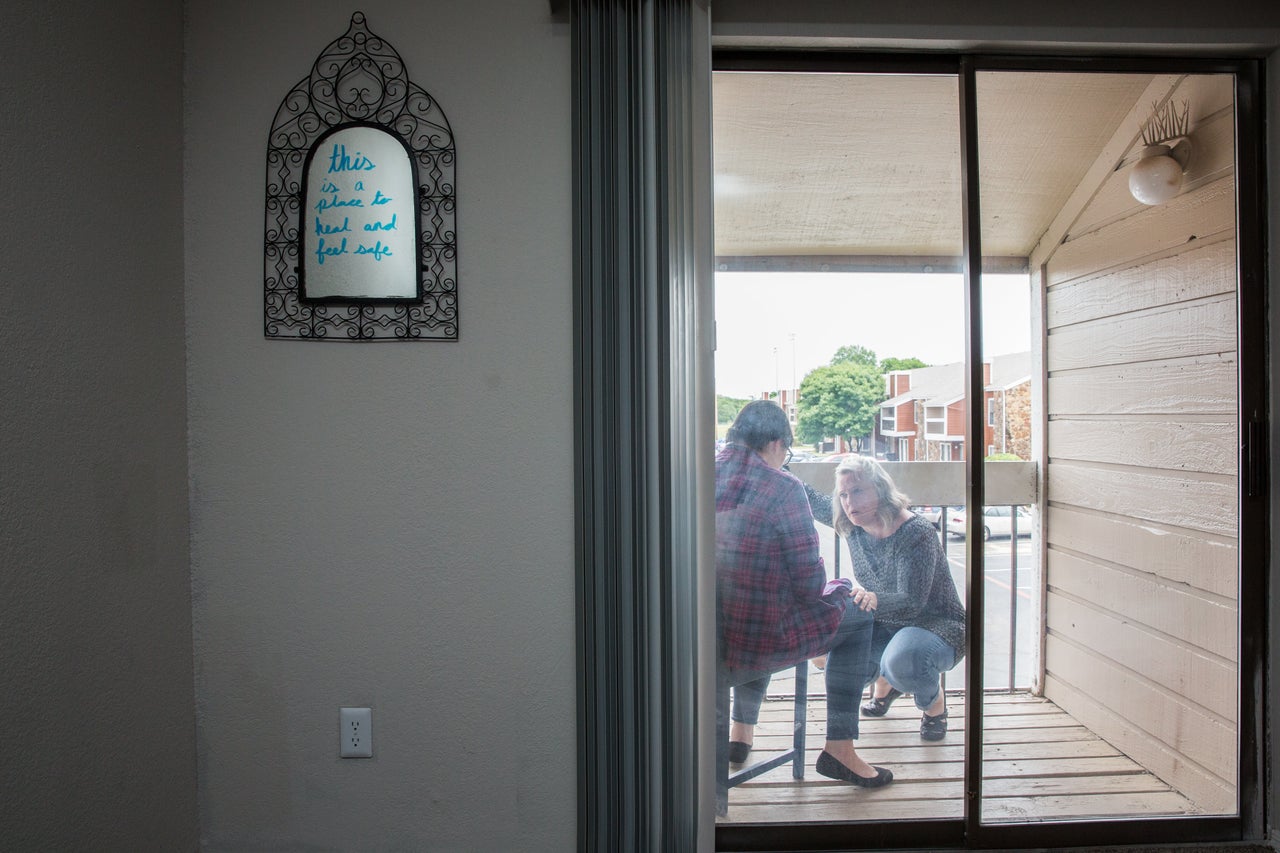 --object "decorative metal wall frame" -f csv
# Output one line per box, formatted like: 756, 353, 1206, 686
264, 11, 457, 340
